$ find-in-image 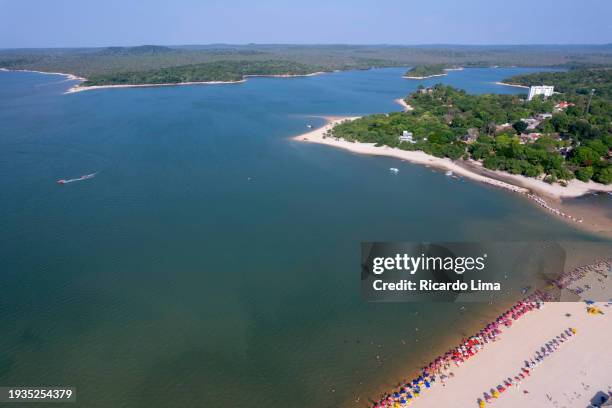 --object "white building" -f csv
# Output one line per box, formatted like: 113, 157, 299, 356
399, 130, 416, 143
536, 113, 553, 120
528, 85, 554, 101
